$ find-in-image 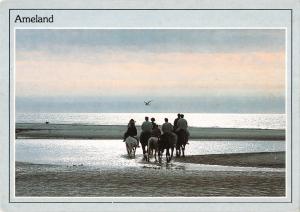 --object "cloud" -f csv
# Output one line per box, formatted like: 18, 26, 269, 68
16, 29, 285, 54
16, 49, 285, 97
